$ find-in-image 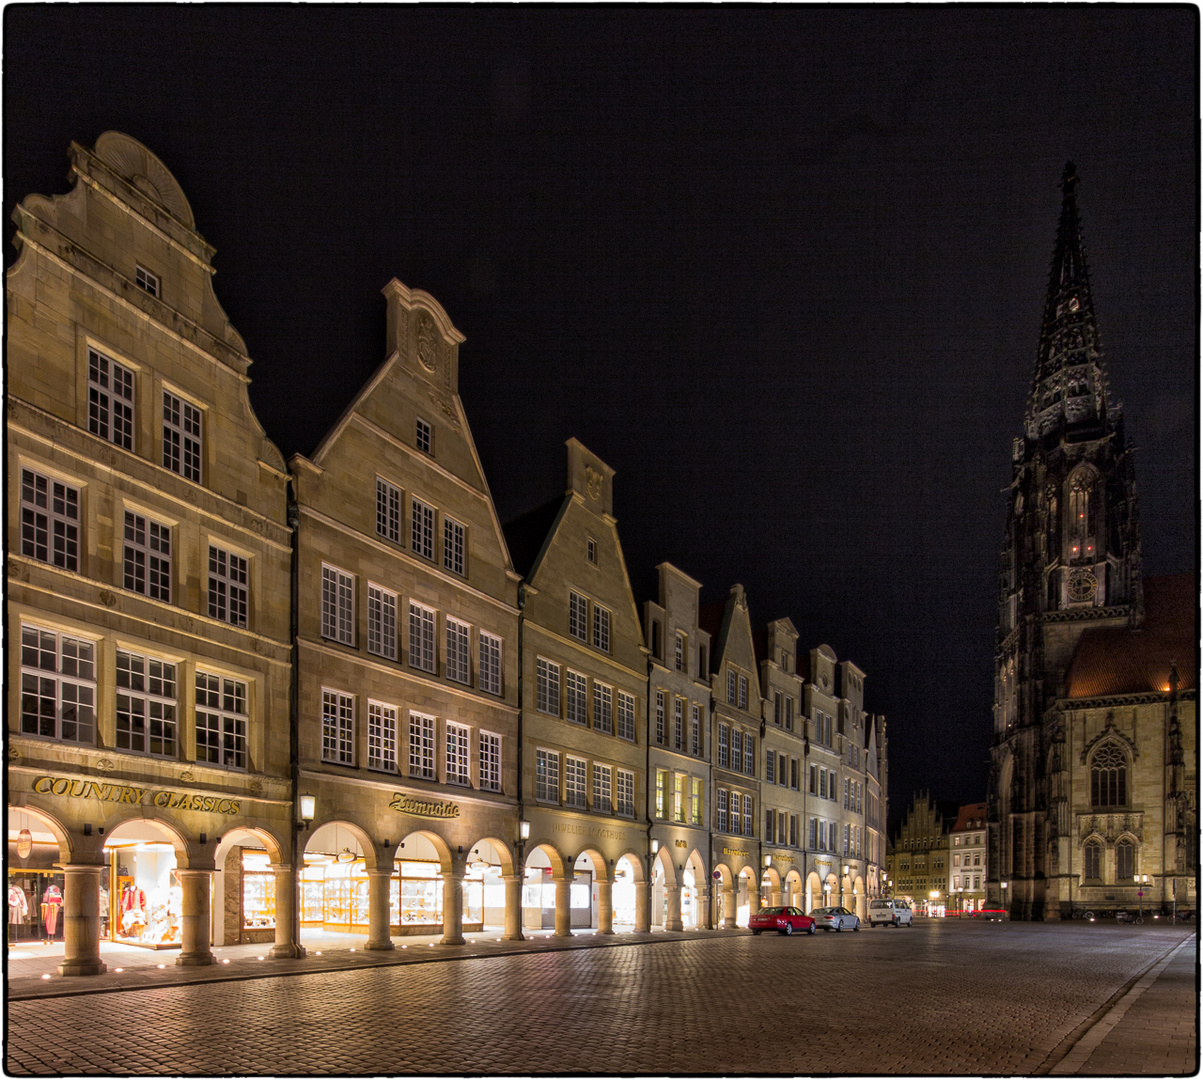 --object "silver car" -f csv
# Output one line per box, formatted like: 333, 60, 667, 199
811, 906, 860, 932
